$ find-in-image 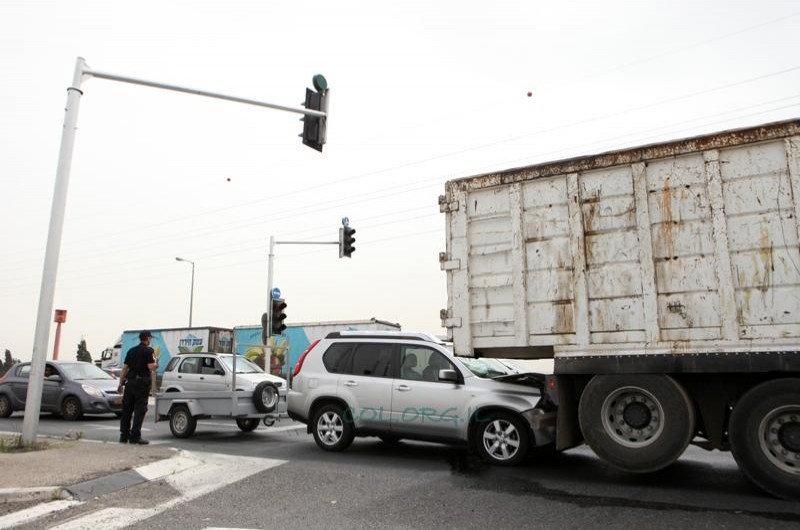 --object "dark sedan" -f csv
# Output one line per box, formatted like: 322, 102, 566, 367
0, 361, 123, 420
